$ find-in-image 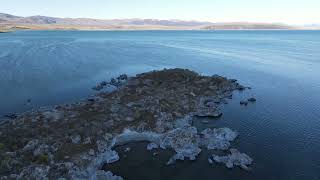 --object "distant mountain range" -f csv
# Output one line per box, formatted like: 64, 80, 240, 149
0, 13, 312, 30
203, 22, 293, 30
